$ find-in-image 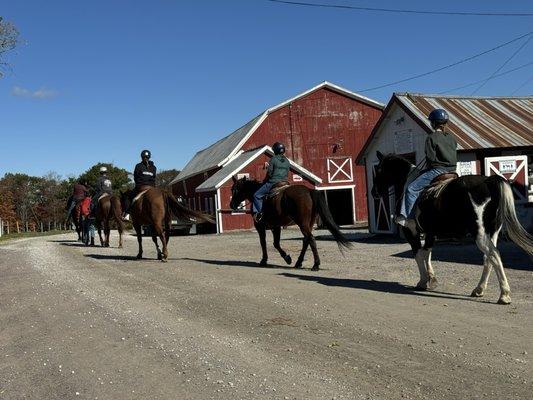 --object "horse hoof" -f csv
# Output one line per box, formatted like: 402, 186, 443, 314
294, 262, 303, 269
259, 259, 268, 267
470, 287, 484, 298
160, 258, 168, 263
157, 253, 163, 261
497, 295, 511, 305
311, 264, 320, 271
284, 255, 292, 265
136, 254, 143, 260
428, 277, 438, 291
